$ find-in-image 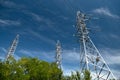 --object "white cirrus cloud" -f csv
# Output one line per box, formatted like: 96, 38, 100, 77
29, 30, 56, 45
62, 67, 78, 76
0, 1, 17, 8
22, 11, 66, 34
109, 34, 120, 40
14, 54, 21, 60
0, 19, 21, 26
18, 49, 35, 57
18, 49, 55, 62
0, 47, 7, 53
24, 11, 55, 26
99, 48, 120, 78
100, 48, 120, 65
0, 0, 25, 9
29, 12, 43, 22
62, 49, 80, 62
0, 47, 7, 60
93, 7, 119, 19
